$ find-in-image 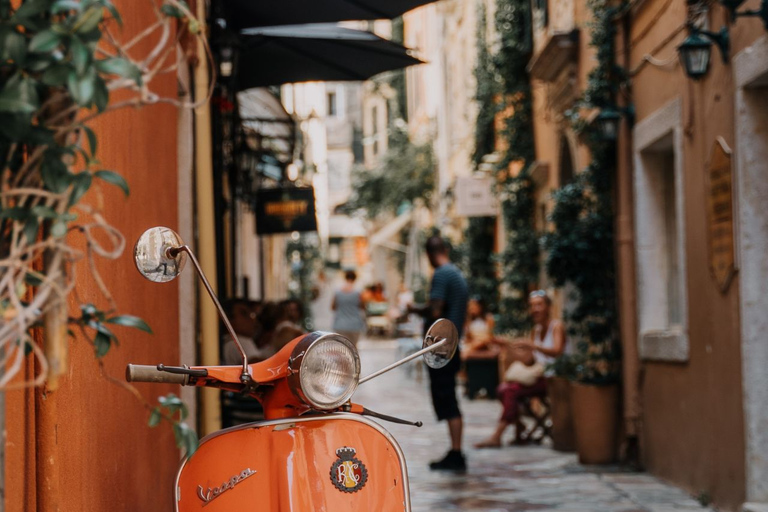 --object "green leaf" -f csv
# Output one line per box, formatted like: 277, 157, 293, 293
93, 75, 108, 111
82, 125, 97, 156
24, 272, 44, 287
42, 63, 71, 86
148, 408, 162, 427
94, 331, 111, 357
92, 321, 114, 339
95, 57, 141, 85
0, 73, 40, 114
93, 170, 129, 196
68, 171, 92, 206
73, 5, 102, 34
25, 55, 53, 72
160, 3, 184, 18
183, 428, 198, 456
52, 0, 82, 14
29, 29, 62, 53
67, 65, 96, 106
31, 205, 58, 218
24, 217, 39, 243
0, 26, 28, 64
105, 314, 152, 333
0, 206, 29, 220
102, 2, 122, 26
51, 219, 67, 237
12, 0, 54, 22
41, 155, 73, 193
80, 302, 97, 317
69, 36, 89, 74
